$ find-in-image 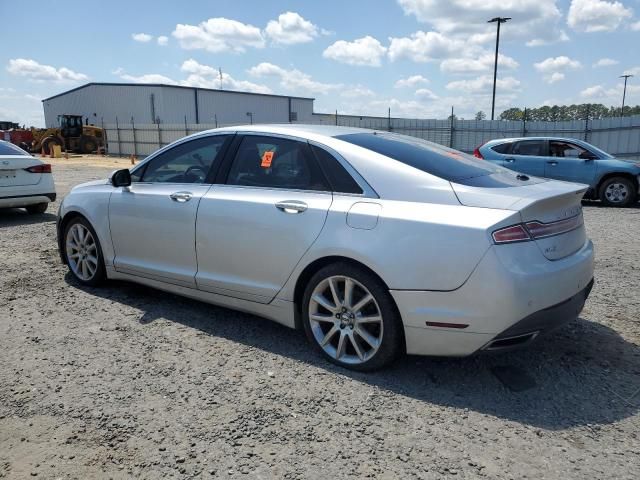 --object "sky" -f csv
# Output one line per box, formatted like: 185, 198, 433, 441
1, 0, 639, 126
